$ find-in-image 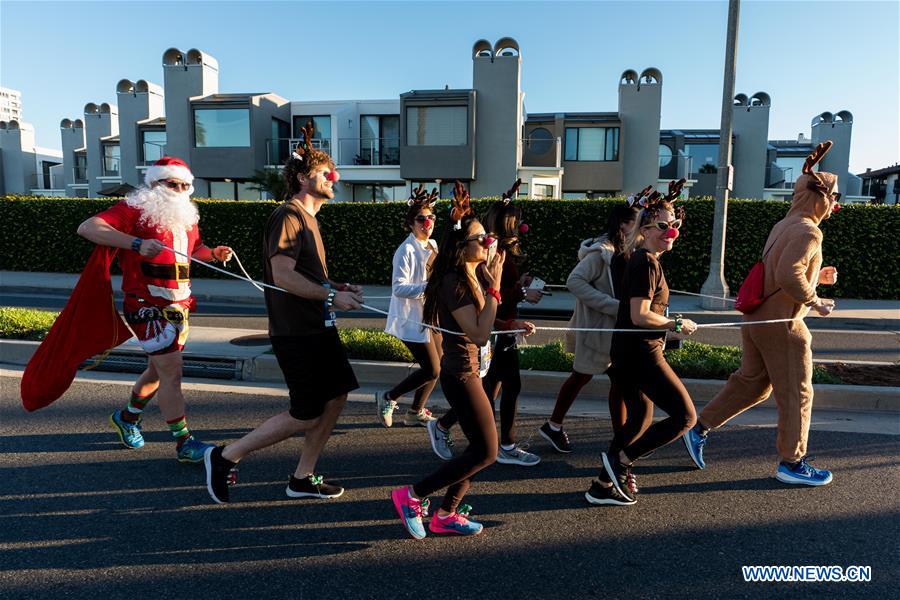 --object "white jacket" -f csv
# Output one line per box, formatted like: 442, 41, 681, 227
384, 233, 437, 343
